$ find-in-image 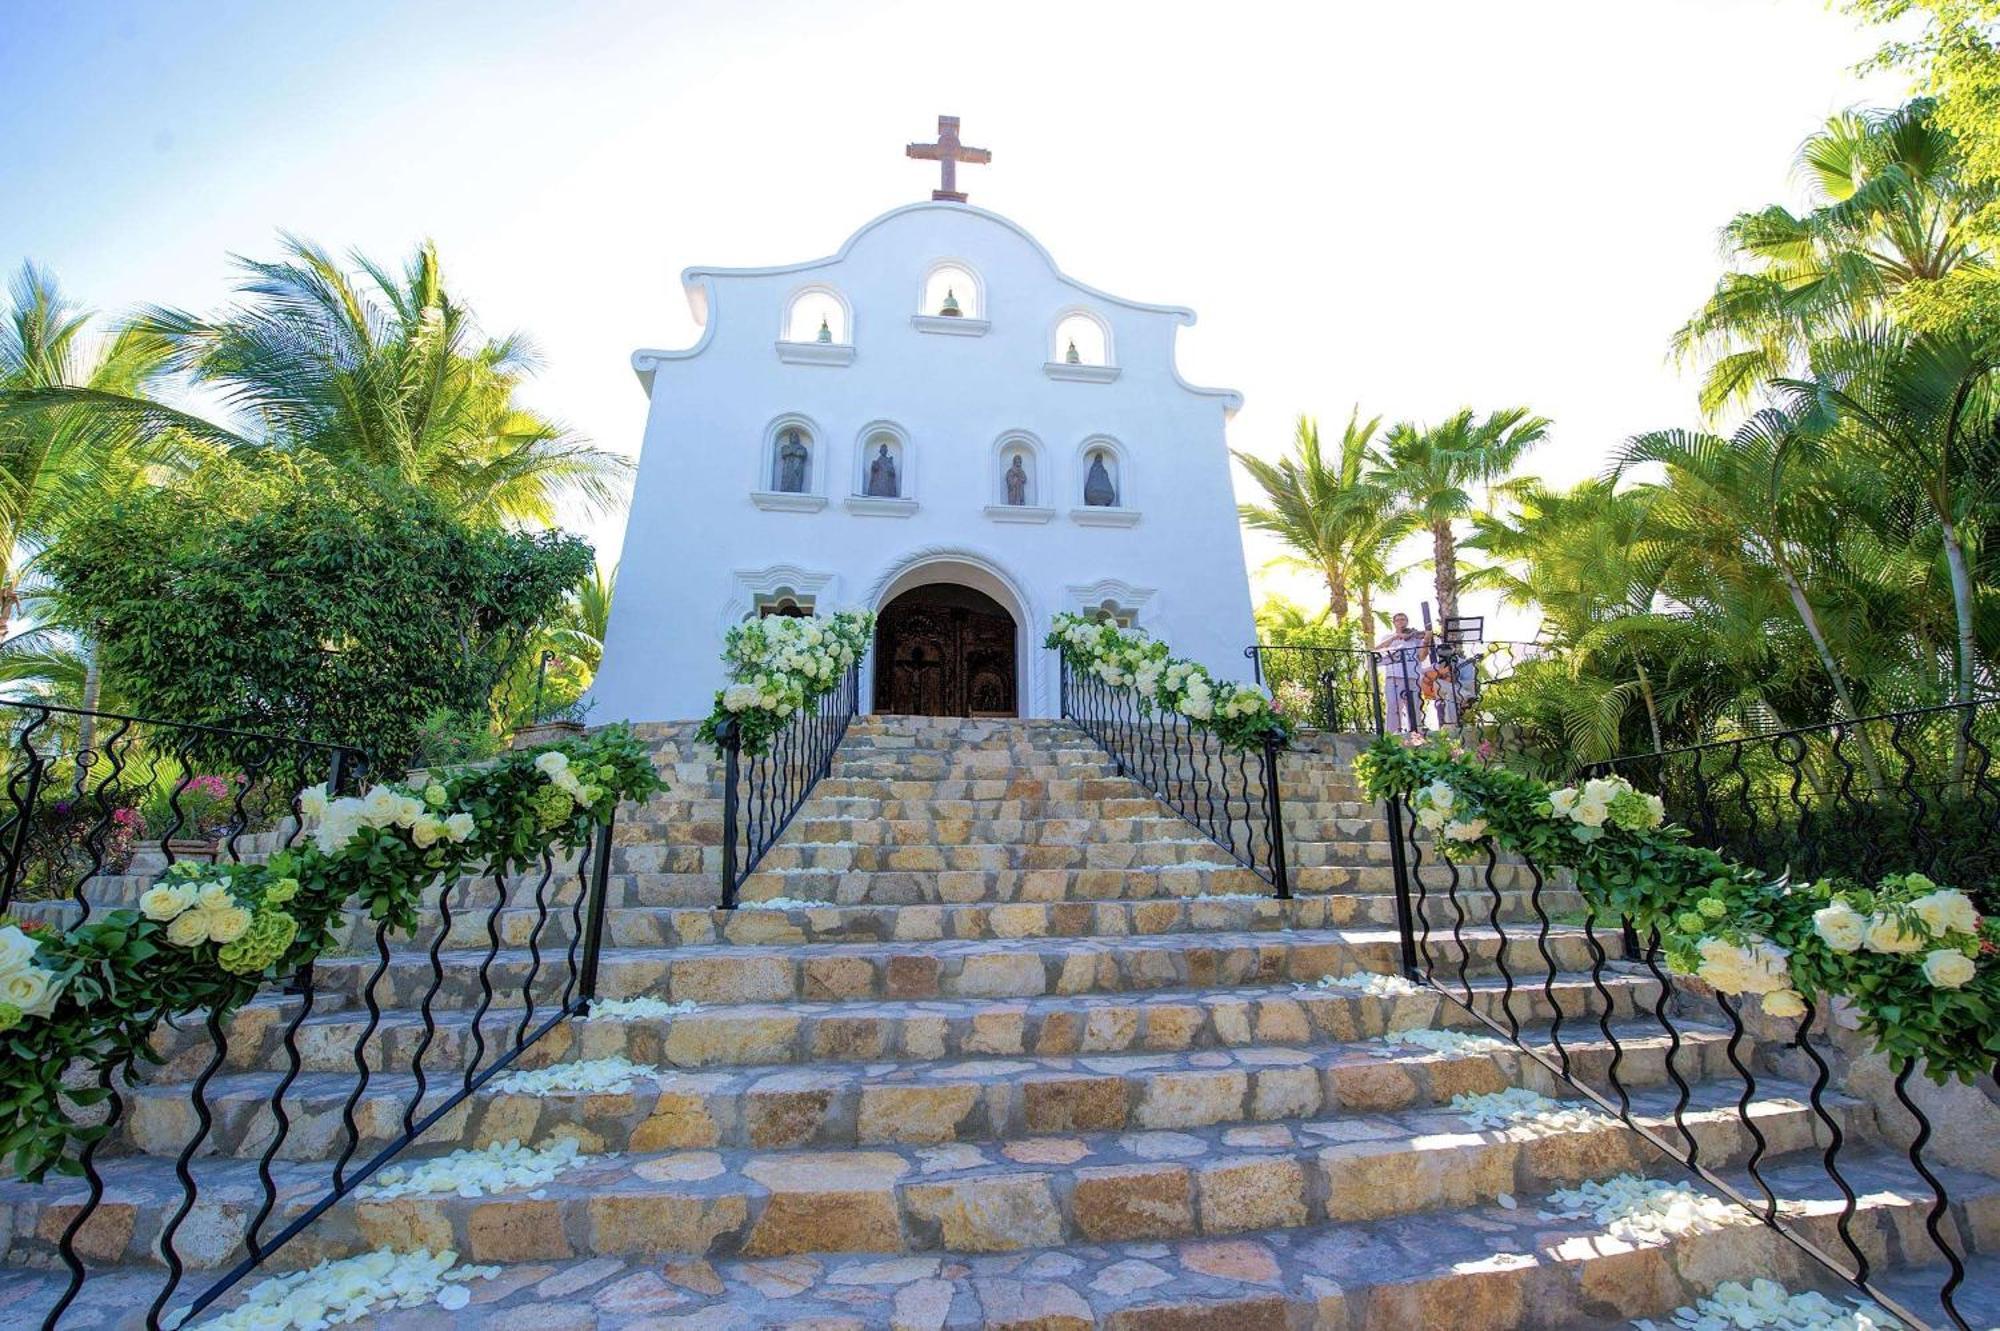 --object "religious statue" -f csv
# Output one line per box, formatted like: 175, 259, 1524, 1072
1065, 339, 1081, 365
1004, 455, 1028, 506
939, 288, 962, 318
1083, 451, 1117, 507
866, 443, 900, 497
774, 429, 808, 493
